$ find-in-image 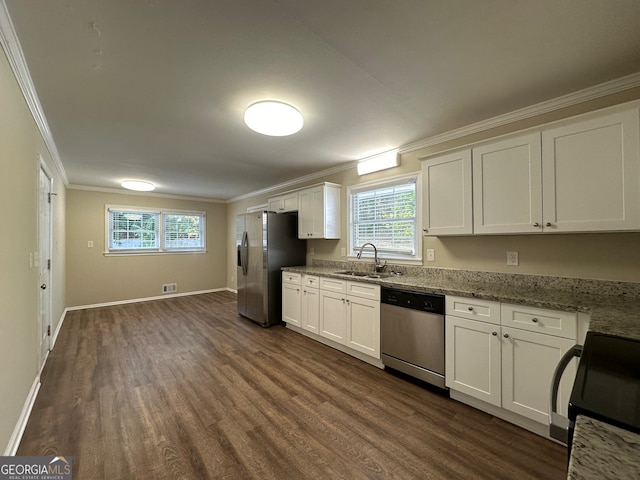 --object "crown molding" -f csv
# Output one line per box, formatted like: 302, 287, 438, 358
400, 72, 640, 154
67, 184, 226, 203
227, 160, 355, 203
0, 1, 68, 185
